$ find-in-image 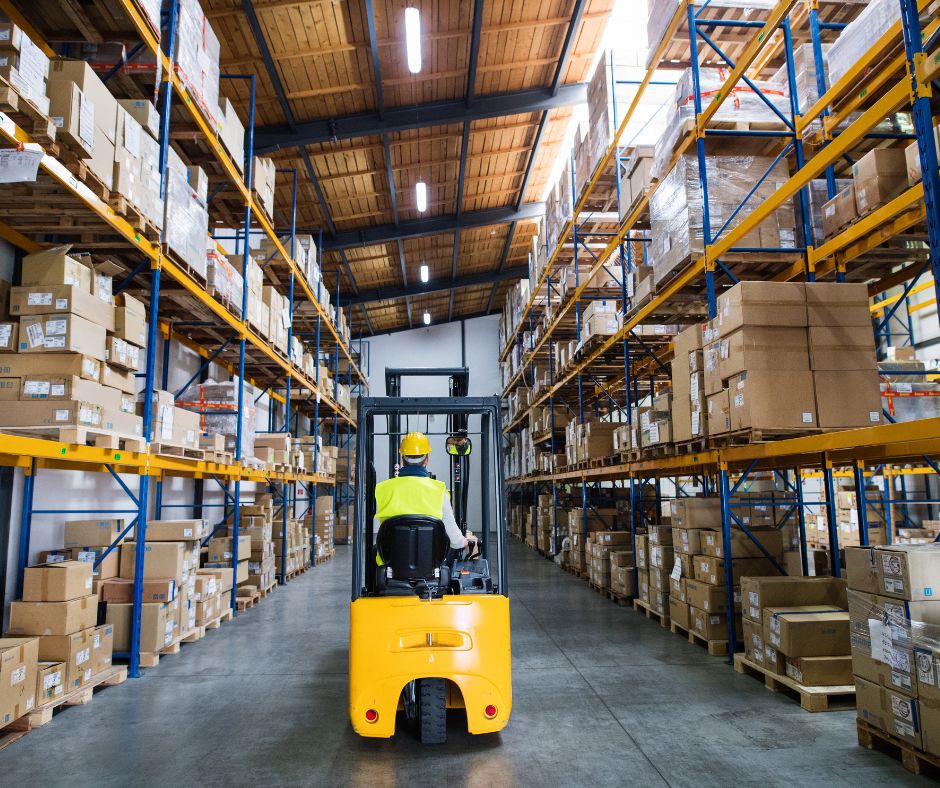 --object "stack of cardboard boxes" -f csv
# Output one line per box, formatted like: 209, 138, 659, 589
0, 20, 50, 115
671, 281, 882, 442
668, 498, 782, 644
847, 544, 940, 755
106, 518, 209, 650
7, 561, 112, 699
309, 496, 334, 556
147, 389, 202, 449
239, 495, 277, 590
64, 517, 126, 590
0, 637, 38, 725
273, 518, 306, 577
740, 575, 851, 685
0, 247, 145, 438
588, 531, 631, 590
